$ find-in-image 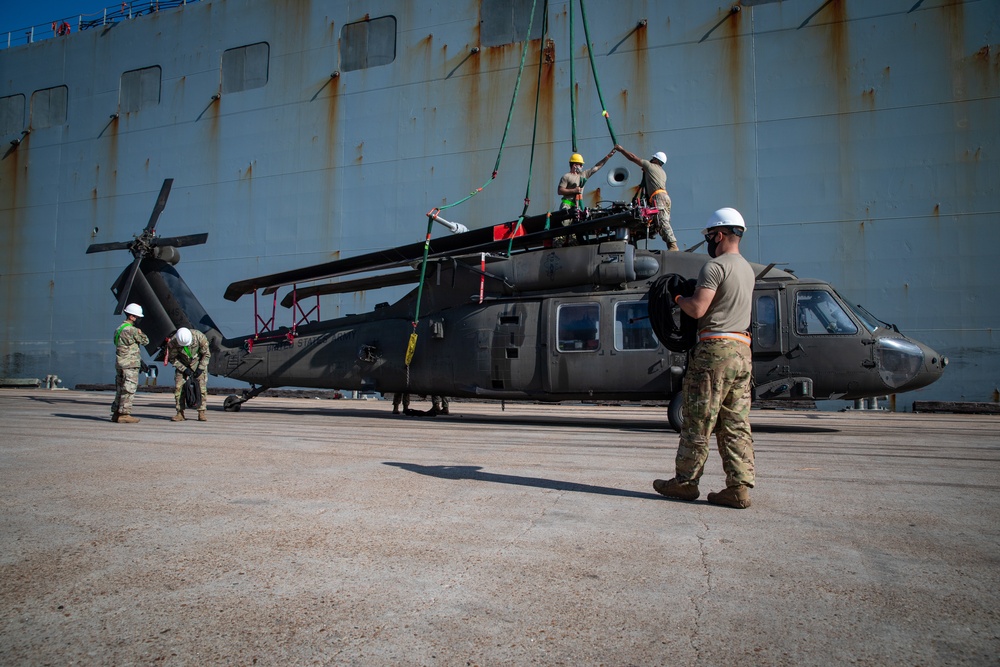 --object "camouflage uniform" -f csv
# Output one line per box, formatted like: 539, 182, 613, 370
392, 392, 410, 413
674, 249, 756, 490
639, 159, 676, 247
676, 339, 754, 488
167, 329, 211, 411
553, 169, 594, 248
113, 320, 149, 416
